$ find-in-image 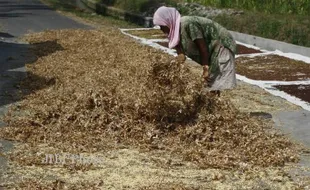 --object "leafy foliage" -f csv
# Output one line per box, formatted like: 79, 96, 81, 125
185, 0, 310, 15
